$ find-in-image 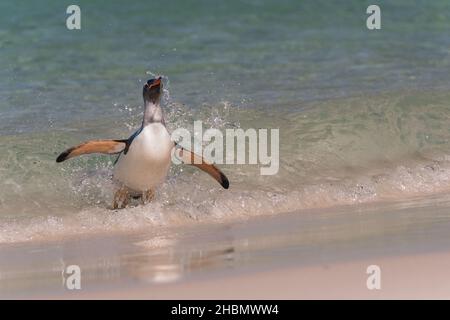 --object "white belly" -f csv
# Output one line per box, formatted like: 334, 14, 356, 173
113, 124, 173, 192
